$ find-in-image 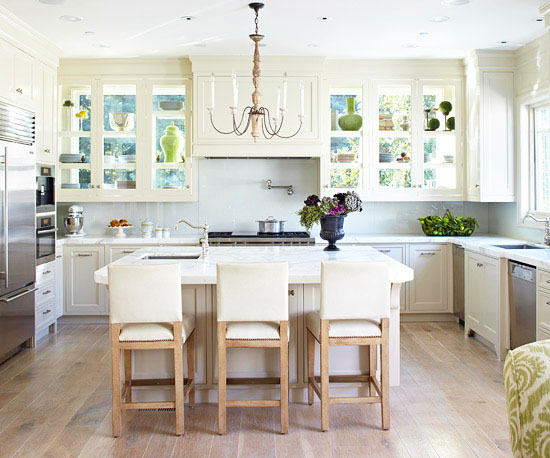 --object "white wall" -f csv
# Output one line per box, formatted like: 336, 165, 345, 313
58, 158, 489, 237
